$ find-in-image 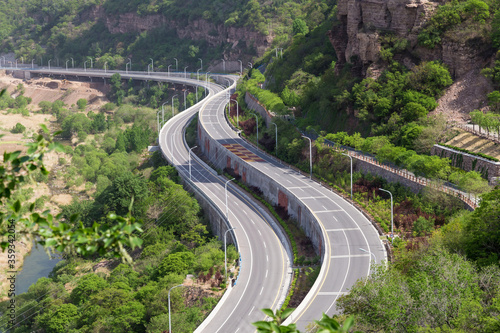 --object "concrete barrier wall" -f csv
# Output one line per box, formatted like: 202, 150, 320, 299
431, 144, 500, 185
198, 121, 324, 255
